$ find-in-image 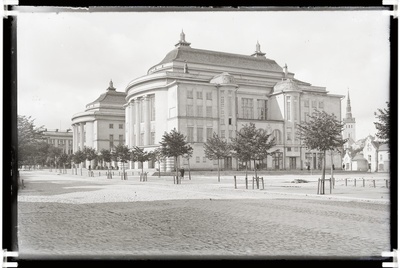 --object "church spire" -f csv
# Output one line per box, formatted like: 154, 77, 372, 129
346, 89, 352, 119
251, 41, 266, 57
175, 30, 191, 48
